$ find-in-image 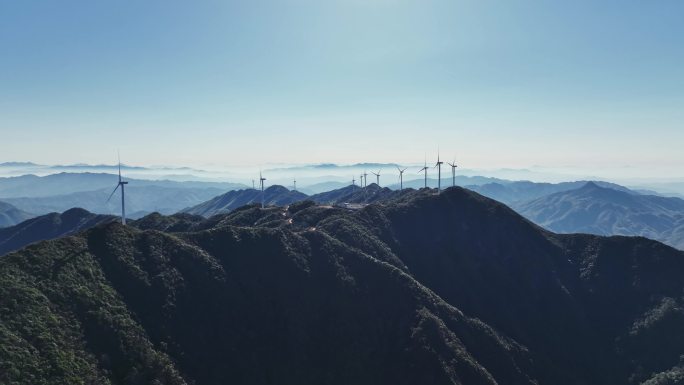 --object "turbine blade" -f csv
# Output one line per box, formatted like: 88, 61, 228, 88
106, 184, 120, 203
